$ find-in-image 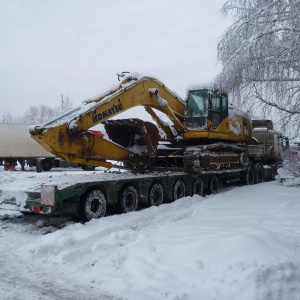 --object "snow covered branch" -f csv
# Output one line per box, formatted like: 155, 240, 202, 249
254, 86, 300, 115
216, 0, 300, 137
